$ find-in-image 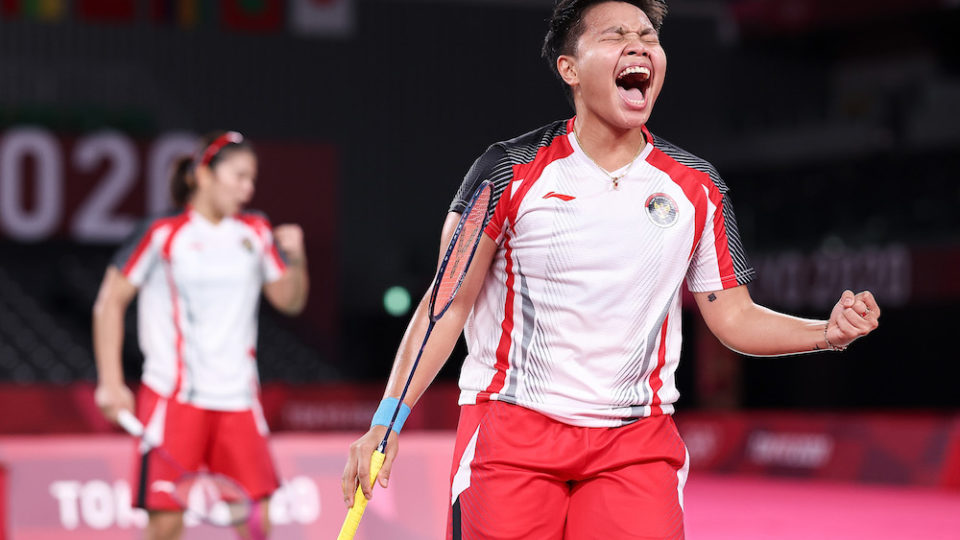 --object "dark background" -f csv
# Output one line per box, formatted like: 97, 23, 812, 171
1, 0, 958, 411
